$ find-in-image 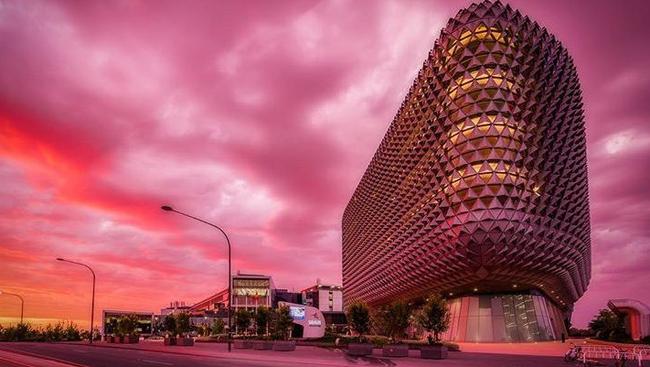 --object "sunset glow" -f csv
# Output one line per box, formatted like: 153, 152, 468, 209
1, 0, 649, 329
